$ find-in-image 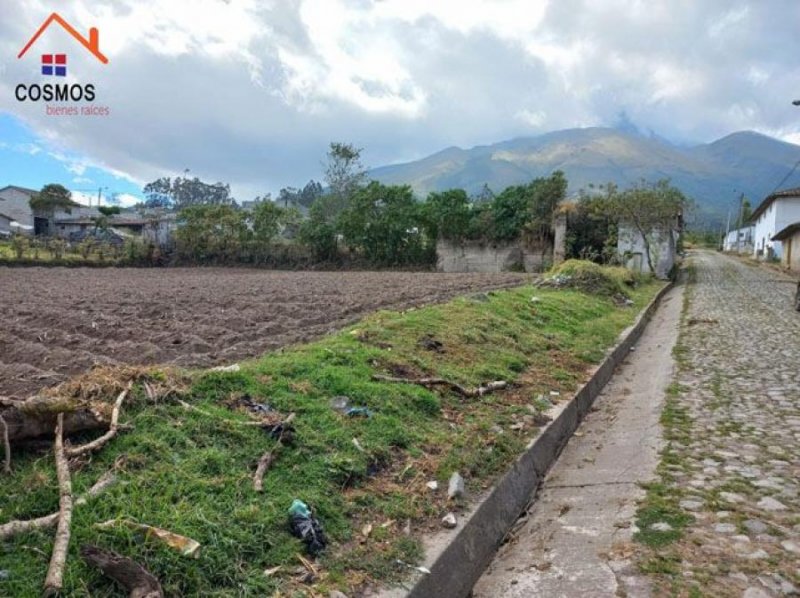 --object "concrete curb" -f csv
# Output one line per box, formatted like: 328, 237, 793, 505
385, 280, 675, 598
